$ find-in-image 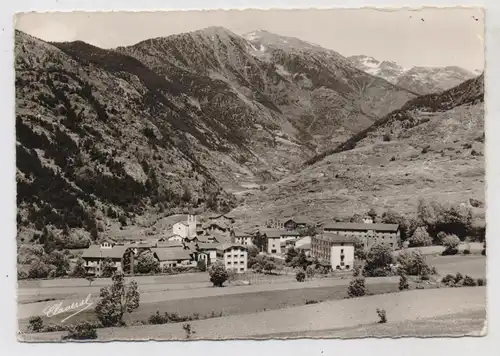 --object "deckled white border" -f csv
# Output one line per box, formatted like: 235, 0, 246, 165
1, 1, 498, 355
